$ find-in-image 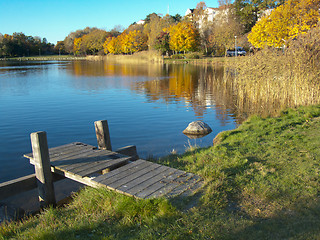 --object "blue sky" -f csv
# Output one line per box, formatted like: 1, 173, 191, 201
0, 0, 219, 44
